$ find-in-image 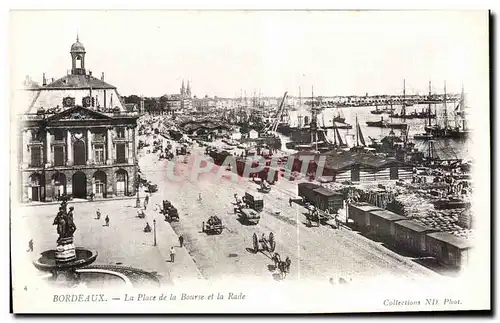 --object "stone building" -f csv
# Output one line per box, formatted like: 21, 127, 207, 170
16, 36, 139, 202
